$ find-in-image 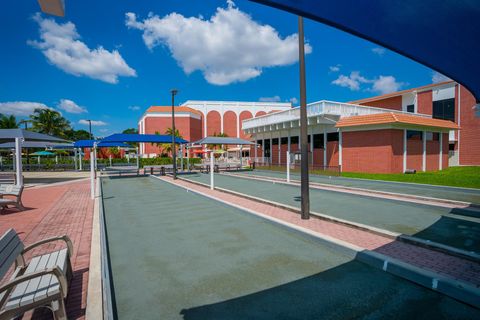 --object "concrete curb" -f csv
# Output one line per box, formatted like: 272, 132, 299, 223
86, 178, 103, 319
226, 172, 477, 210
218, 172, 480, 262
155, 175, 480, 309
